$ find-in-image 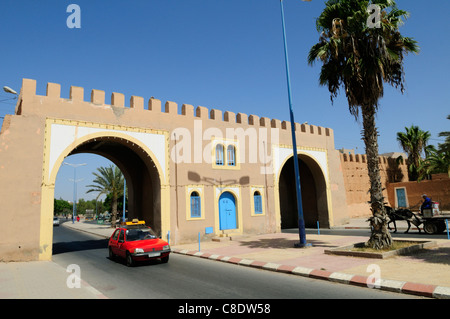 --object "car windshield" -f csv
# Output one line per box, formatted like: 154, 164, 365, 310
126, 228, 157, 241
